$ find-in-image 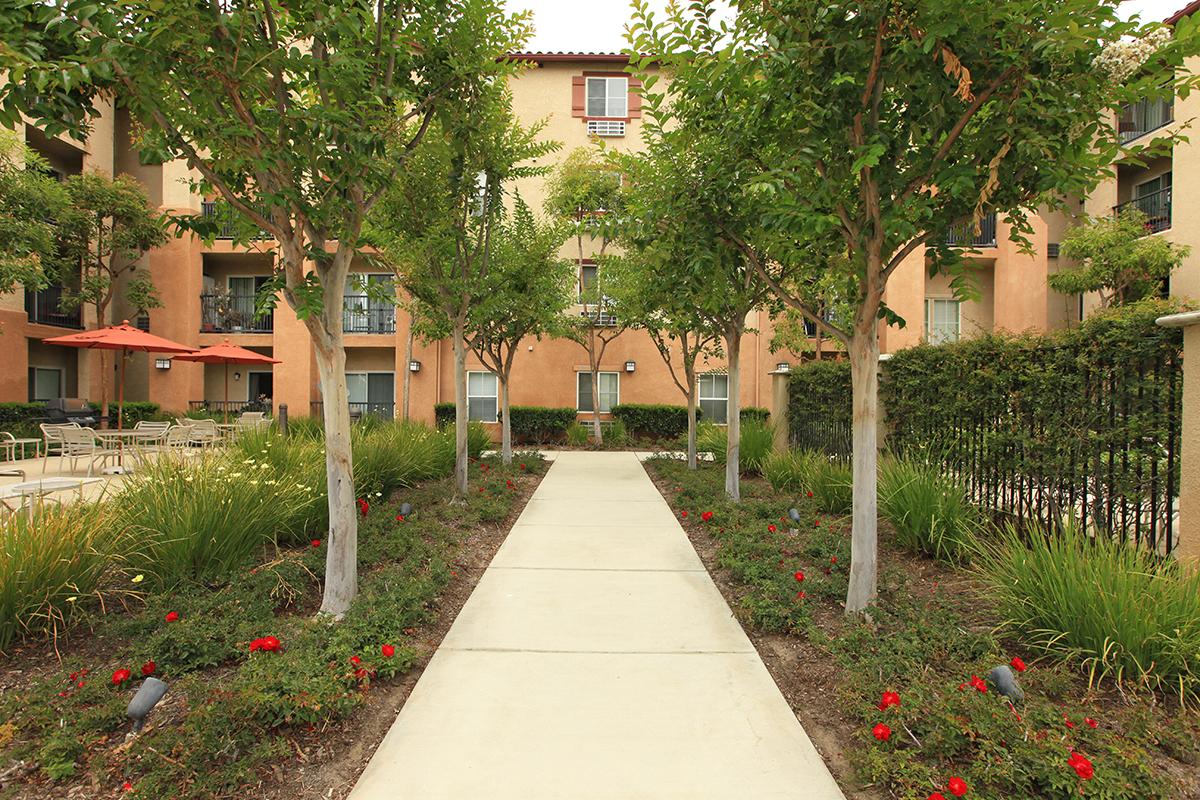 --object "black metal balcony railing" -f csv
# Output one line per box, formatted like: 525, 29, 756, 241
342, 297, 396, 334
1114, 187, 1172, 233
201, 201, 269, 240
945, 212, 997, 248
26, 285, 82, 328
200, 293, 274, 332
1119, 97, 1174, 143
310, 400, 396, 420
